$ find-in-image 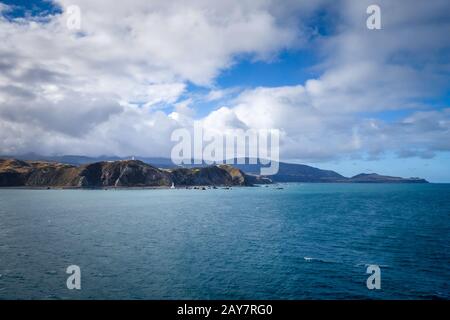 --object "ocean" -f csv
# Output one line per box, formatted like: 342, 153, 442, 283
0, 183, 449, 299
